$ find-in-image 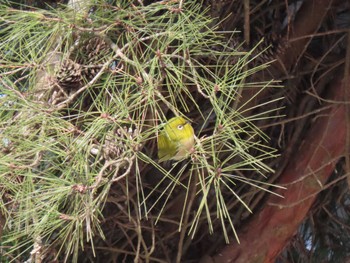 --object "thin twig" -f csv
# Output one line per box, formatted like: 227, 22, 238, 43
168, 53, 210, 99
